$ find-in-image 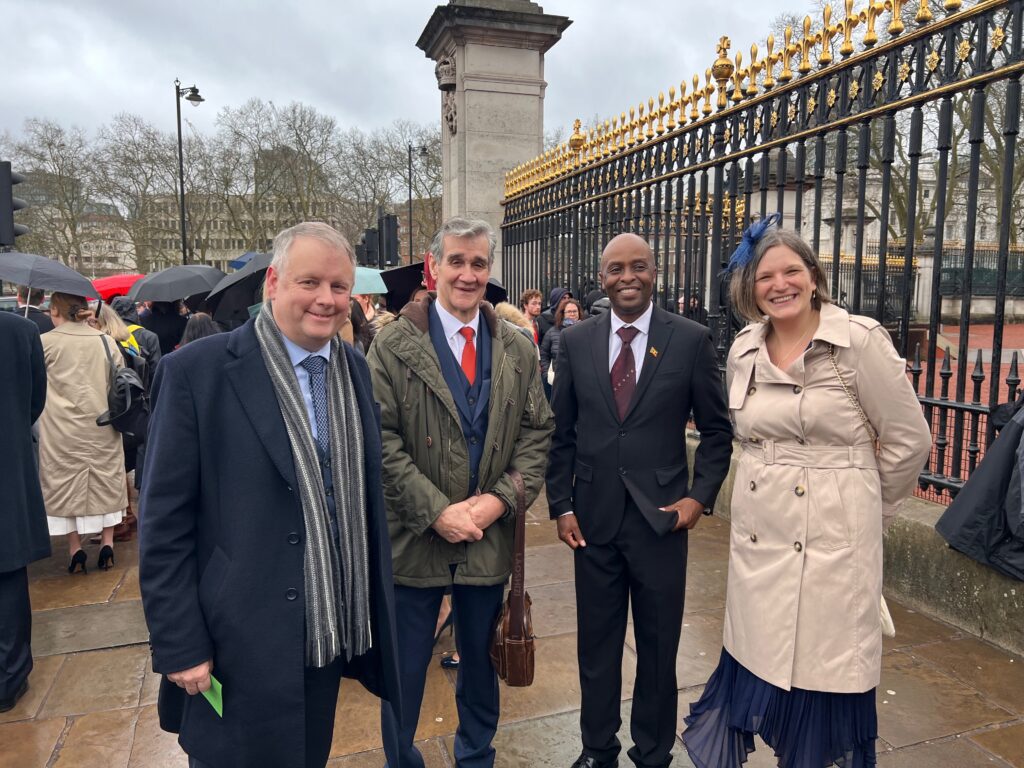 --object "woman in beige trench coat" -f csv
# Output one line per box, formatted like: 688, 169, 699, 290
39, 293, 127, 574
682, 218, 932, 768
